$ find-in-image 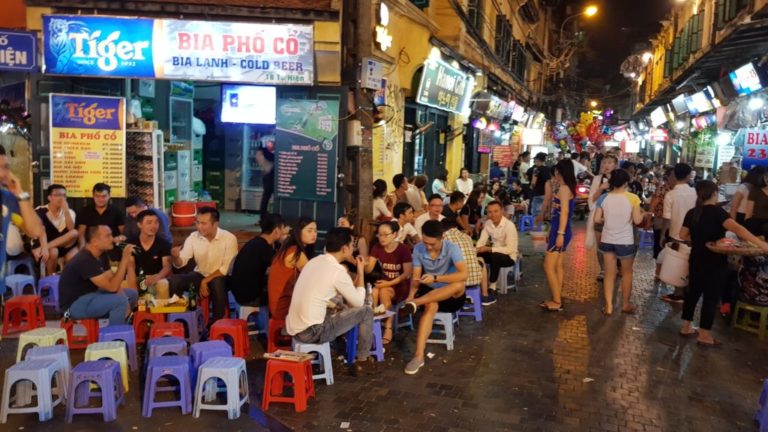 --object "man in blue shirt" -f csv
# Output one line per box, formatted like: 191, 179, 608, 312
0, 145, 43, 292
401, 220, 467, 375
